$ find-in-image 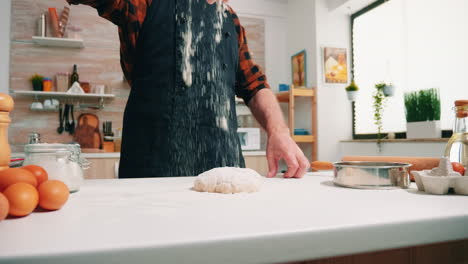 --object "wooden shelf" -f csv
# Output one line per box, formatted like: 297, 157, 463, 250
32, 36, 84, 49
276, 87, 315, 103
14, 90, 115, 110
293, 135, 315, 143
13, 90, 115, 99
276, 85, 318, 162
